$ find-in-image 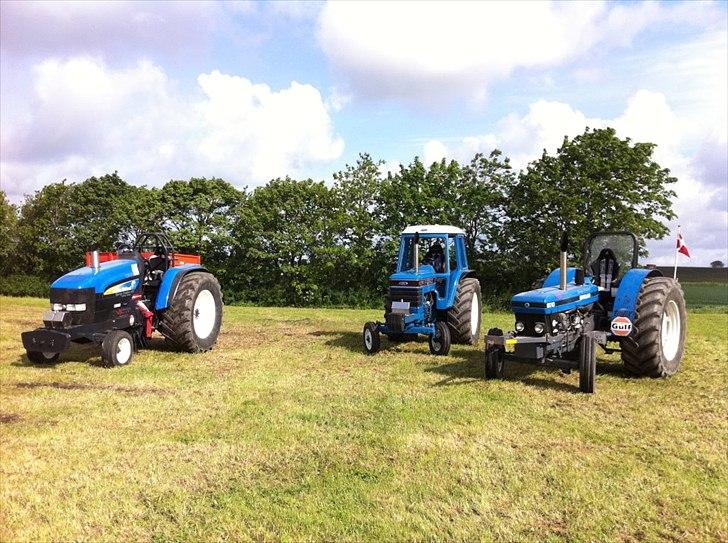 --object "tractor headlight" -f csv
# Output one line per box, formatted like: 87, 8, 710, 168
65, 303, 86, 312
52, 303, 63, 311
534, 322, 545, 335
515, 321, 525, 332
